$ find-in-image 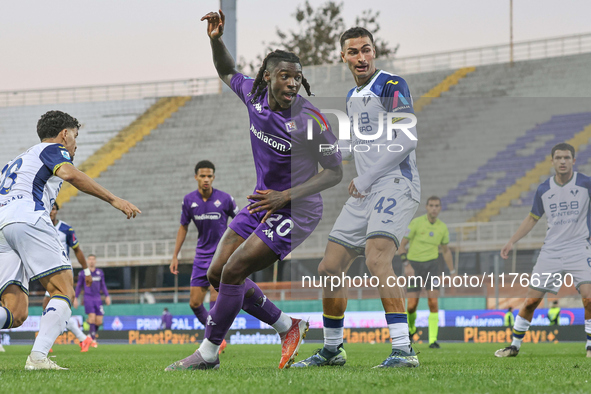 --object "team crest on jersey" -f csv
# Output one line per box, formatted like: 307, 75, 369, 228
571, 189, 579, 196
214, 199, 221, 208
191, 202, 198, 208
61, 150, 71, 160
362, 96, 371, 106
285, 121, 297, 133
